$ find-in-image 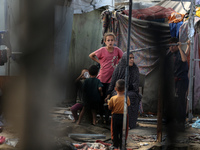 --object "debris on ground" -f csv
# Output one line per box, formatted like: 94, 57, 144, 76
73, 140, 134, 150
129, 134, 157, 142
189, 133, 200, 143
0, 136, 6, 144
192, 117, 200, 129
5, 138, 19, 147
